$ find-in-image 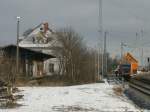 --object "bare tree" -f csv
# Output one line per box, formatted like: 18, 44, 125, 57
0, 49, 16, 97
51, 28, 97, 83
